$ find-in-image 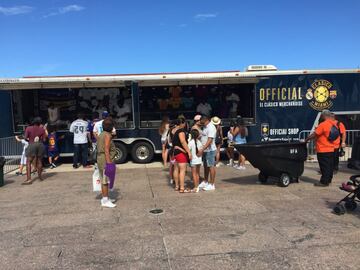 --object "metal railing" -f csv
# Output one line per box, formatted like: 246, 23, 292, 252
0, 136, 23, 174
298, 130, 360, 161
